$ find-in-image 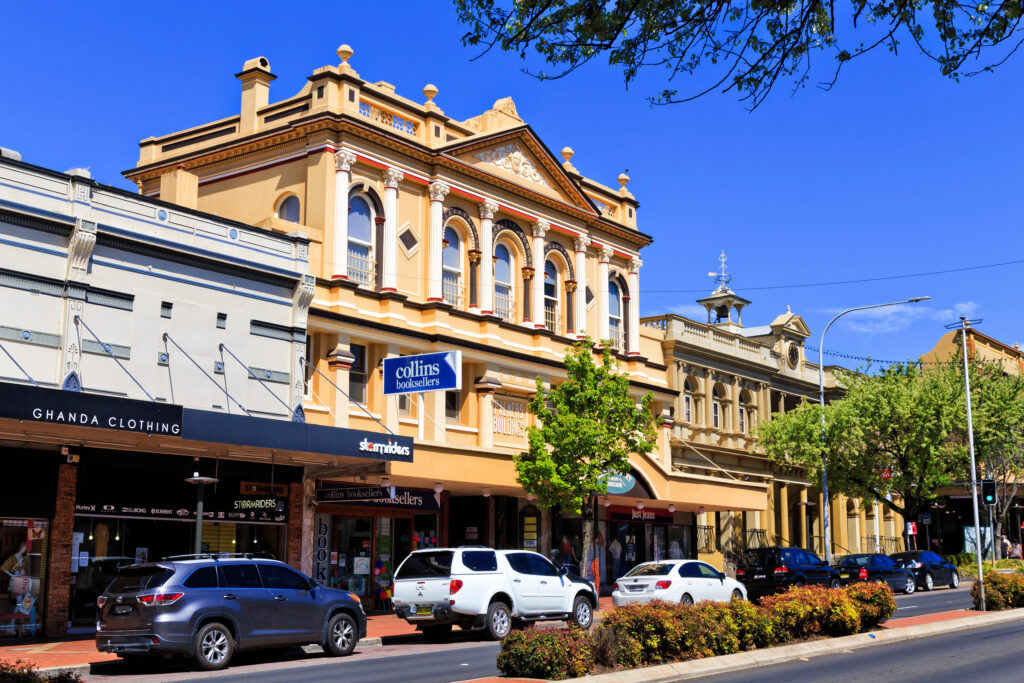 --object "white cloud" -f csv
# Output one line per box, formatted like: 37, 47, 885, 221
664, 303, 708, 321
823, 301, 979, 334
